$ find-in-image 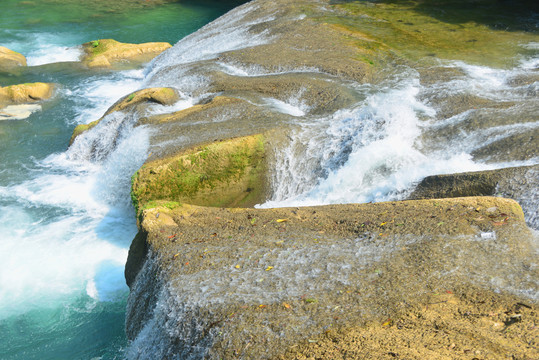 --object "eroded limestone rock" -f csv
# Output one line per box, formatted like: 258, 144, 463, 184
131, 134, 268, 213
409, 165, 539, 228
121, 1, 539, 358
0, 46, 27, 72
69, 87, 179, 144
81, 39, 171, 69
125, 198, 537, 359
0, 82, 54, 106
